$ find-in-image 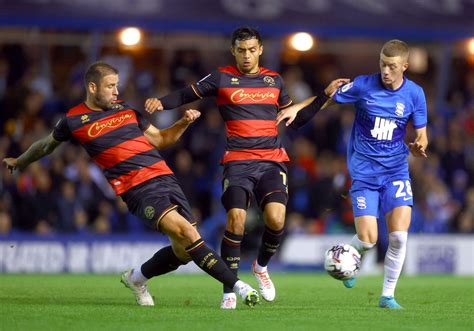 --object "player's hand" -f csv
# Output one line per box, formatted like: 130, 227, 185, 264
144, 98, 164, 114
182, 109, 201, 124
276, 105, 300, 127
3, 158, 19, 174
324, 78, 351, 97
408, 142, 427, 158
